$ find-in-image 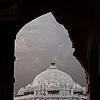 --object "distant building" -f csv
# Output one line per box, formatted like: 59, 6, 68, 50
15, 63, 87, 100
